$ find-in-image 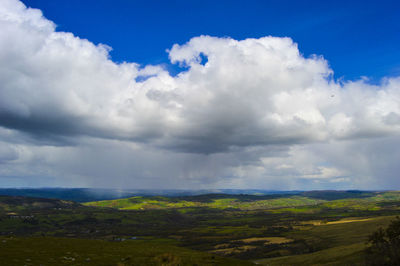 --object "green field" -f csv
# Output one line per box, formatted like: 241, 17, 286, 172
84, 195, 325, 210
83, 191, 400, 212
257, 216, 394, 265
0, 236, 250, 266
1, 191, 400, 265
